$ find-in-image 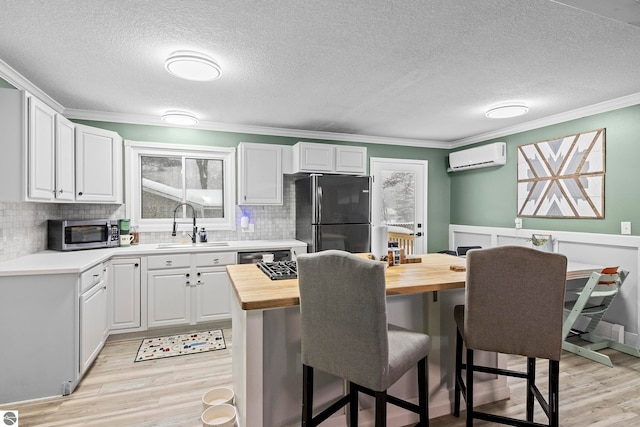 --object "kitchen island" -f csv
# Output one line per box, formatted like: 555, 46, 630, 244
227, 253, 472, 426
227, 253, 600, 427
